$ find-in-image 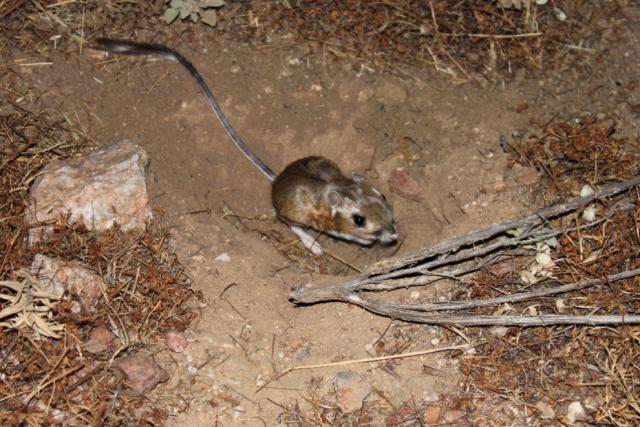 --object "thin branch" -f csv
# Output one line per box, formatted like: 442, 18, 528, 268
370, 176, 640, 273
256, 344, 469, 393
348, 292, 640, 326
378, 268, 640, 313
